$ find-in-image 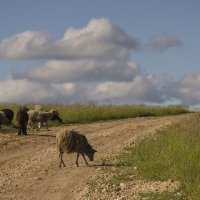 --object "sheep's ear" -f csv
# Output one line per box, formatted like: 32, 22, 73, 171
93, 149, 97, 152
